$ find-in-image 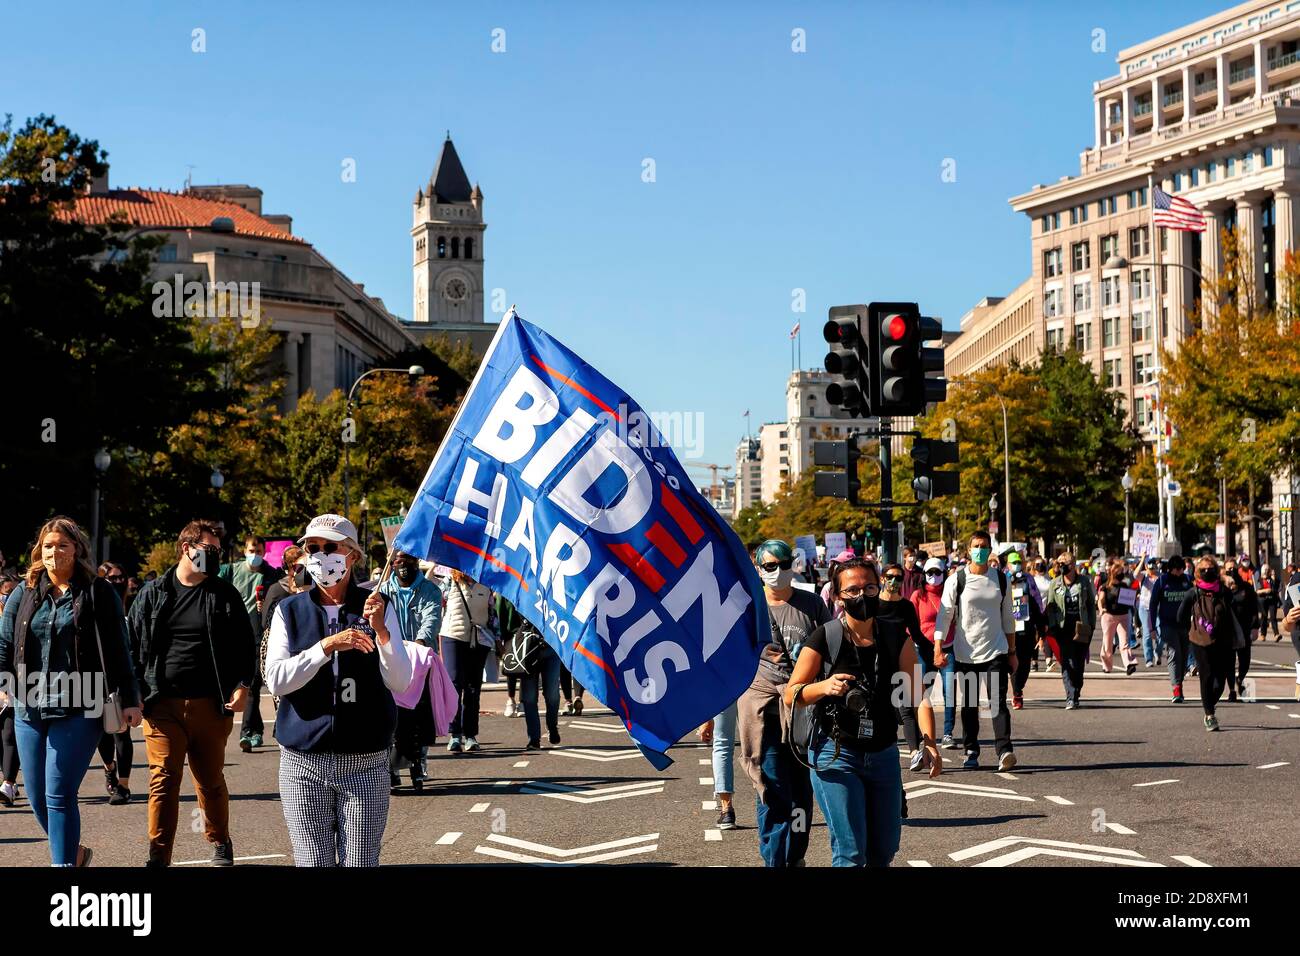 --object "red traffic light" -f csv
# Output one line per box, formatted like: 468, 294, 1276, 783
884, 314, 910, 341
